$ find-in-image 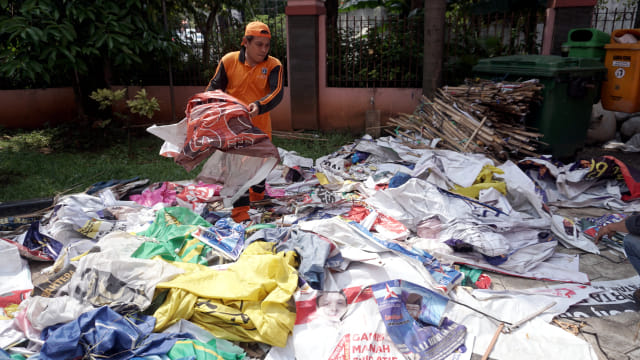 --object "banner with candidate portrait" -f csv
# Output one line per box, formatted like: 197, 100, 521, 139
371, 279, 467, 360
267, 280, 469, 360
